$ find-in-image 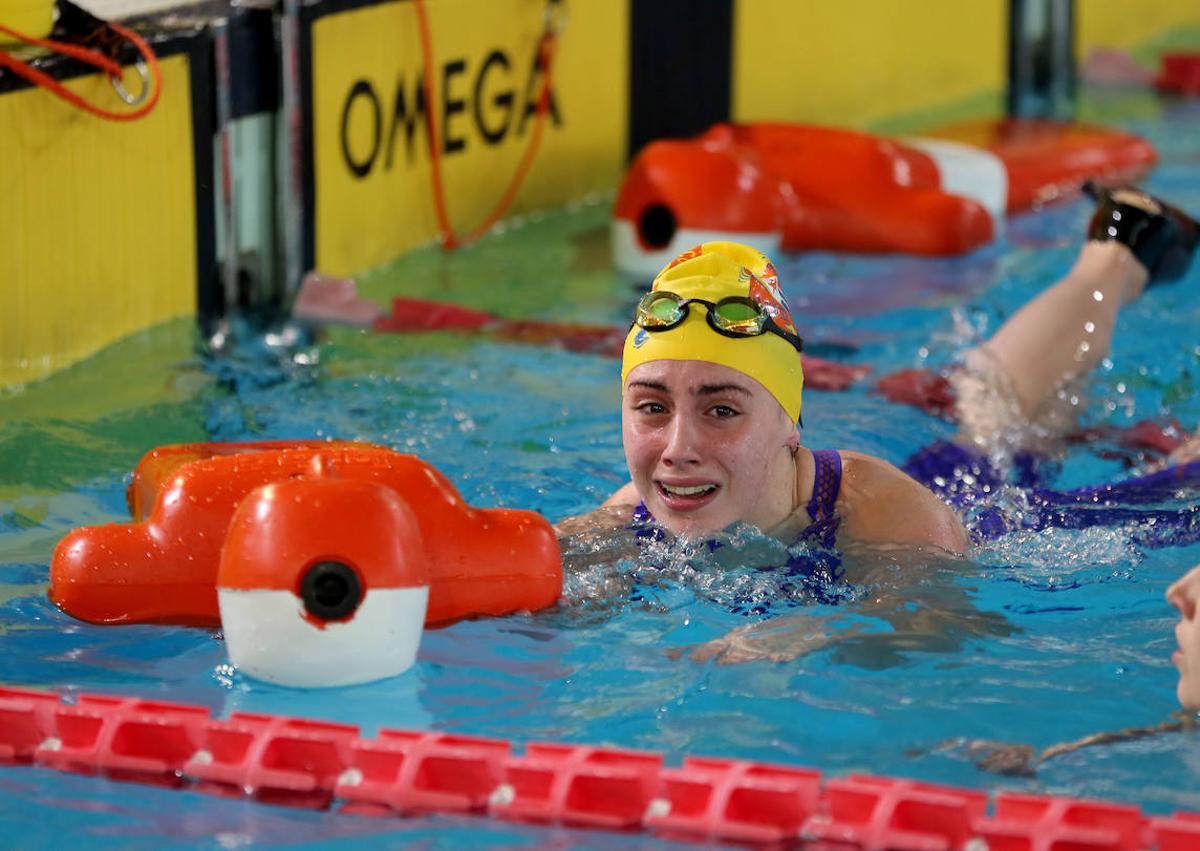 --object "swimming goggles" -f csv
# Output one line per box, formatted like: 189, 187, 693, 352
633, 291, 804, 353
